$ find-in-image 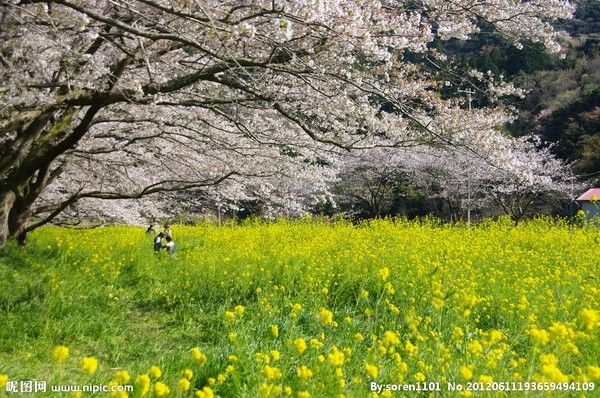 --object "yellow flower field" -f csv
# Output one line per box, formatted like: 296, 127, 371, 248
0, 218, 599, 397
